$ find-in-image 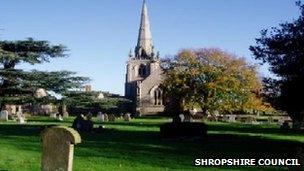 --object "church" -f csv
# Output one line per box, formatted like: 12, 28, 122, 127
125, 0, 165, 115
